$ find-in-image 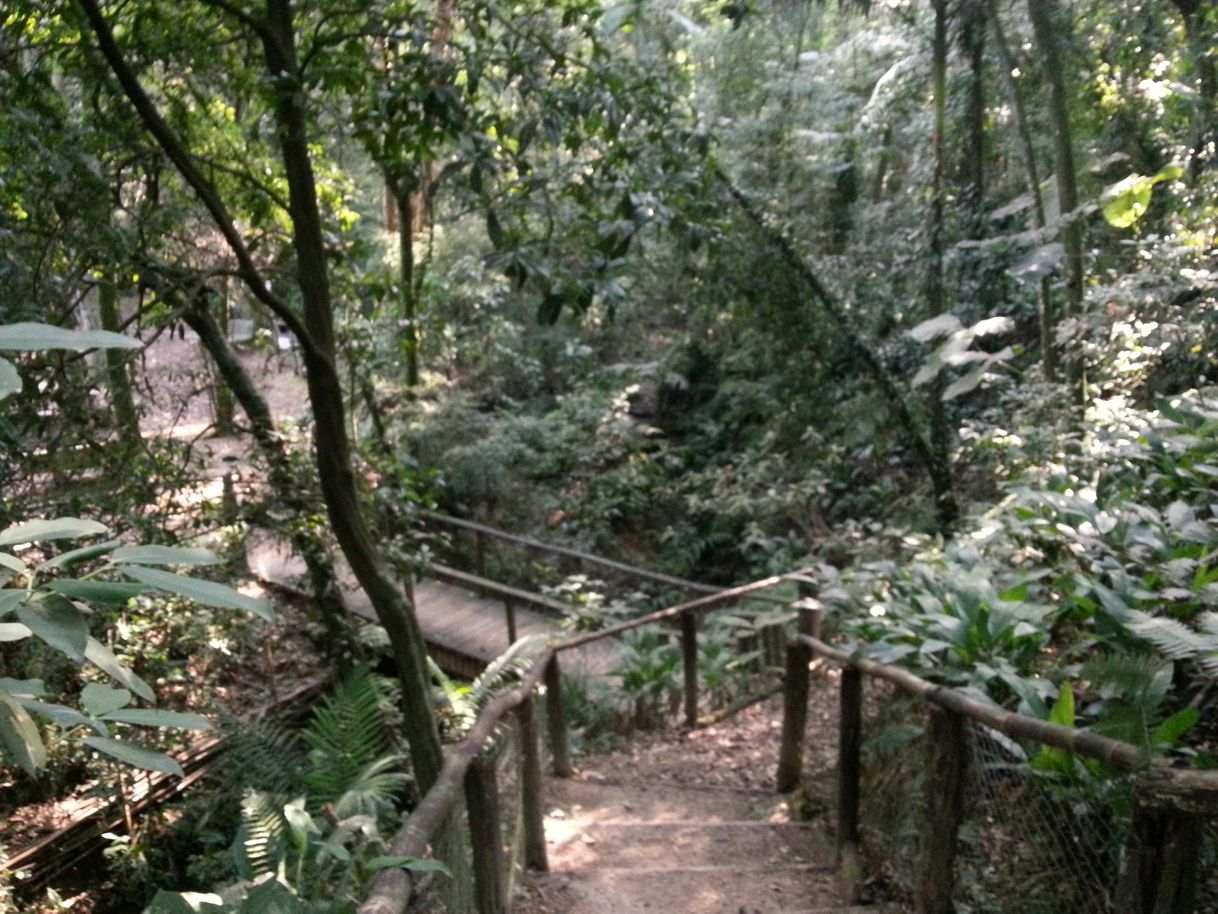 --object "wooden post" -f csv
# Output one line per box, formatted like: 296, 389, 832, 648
1115, 768, 1216, 914
776, 638, 812, 793
916, 704, 967, 914
504, 598, 518, 645
516, 693, 548, 872
464, 752, 507, 914
473, 528, 488, 578
681, 610, 698, 728
544, 655, 572, 777
842, 662, 862, 857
